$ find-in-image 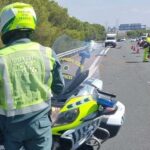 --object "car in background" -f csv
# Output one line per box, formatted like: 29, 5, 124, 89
130, 38, 137, 42
117, 38, 122, 42
120, 38, 126, 41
